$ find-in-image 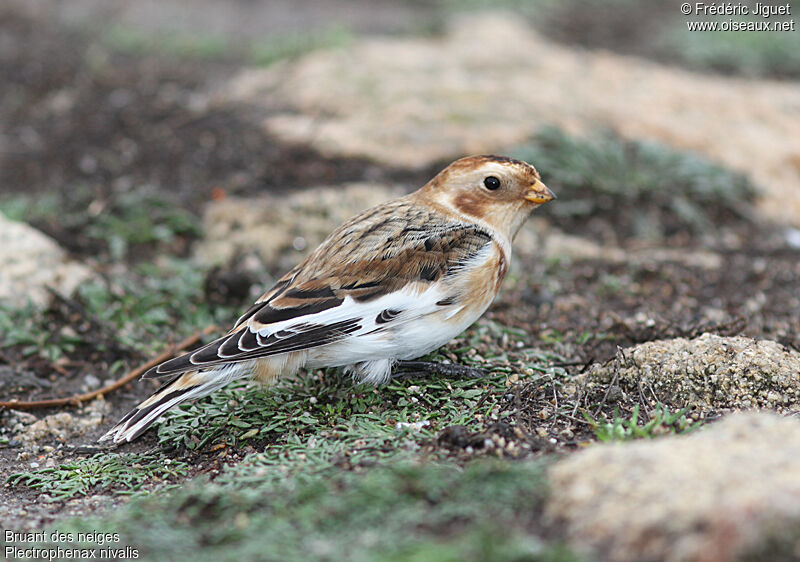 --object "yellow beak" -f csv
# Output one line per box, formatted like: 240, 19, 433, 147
524, 178, 556, 204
